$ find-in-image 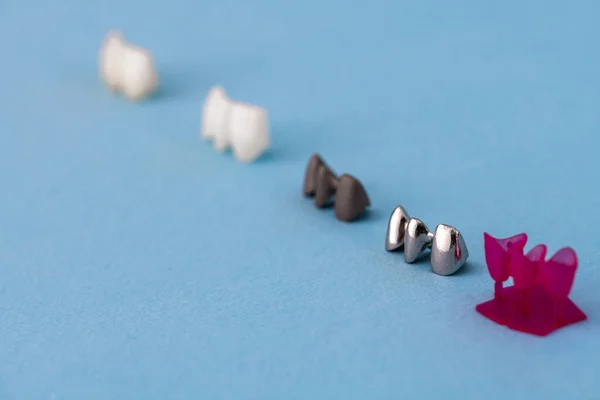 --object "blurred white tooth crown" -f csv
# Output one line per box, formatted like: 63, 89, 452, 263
201, 86, 270, 163
228, 102, 269, 162
201, 86, 231, 150
99, 31, 158, 101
